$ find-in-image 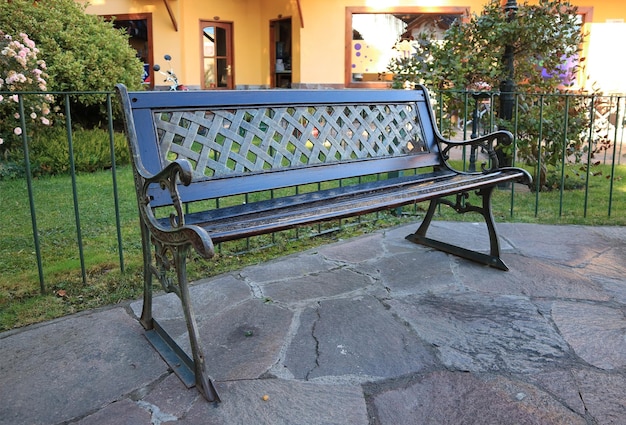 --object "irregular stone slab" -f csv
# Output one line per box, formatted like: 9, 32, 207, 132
388, 293, 571, 373
75, 399, 152, 425
192, 299, 293, 381
580, 246, 626, 295
132, 281, 292, 381
0, 308, 166, 425
284, 296, 437, 381
497, 223, 612, 265
524, 370, 586, 416
460, 255, 610, 301
141, 373, 199, 420
552, 301, 626, 369
319, 232, 385, 263
130, 274, 252, 321
370, 371, 586, 425
240, 252, 331, 283
380, 224, 427, 254
574, 368, 626, 425
593, 275, 626, 304
592, 225, 626, 240
260, 267, 373, 304
177, 379, 368, 425
377, 249, 459, 295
